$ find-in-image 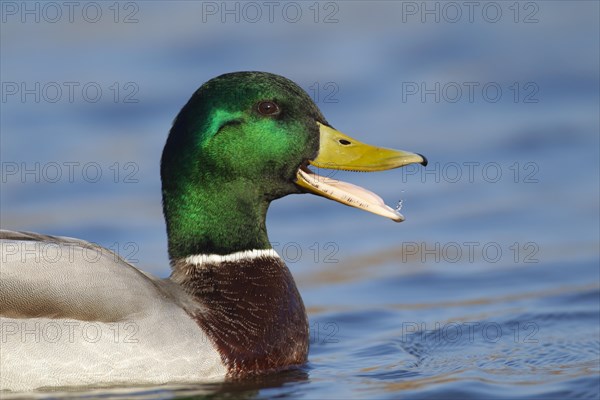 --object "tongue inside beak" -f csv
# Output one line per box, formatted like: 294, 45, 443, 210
295, 122, 427, 223
296, 166, 406, 221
